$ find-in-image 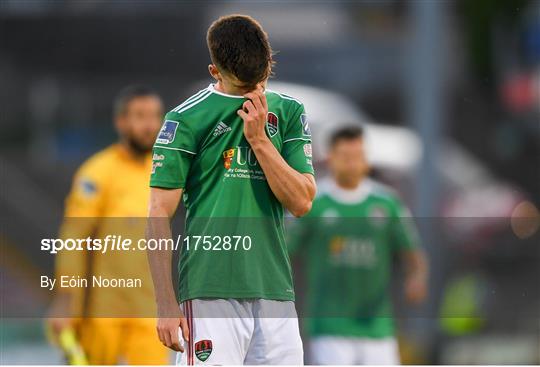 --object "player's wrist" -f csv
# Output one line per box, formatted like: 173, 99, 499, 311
156, 293, 178, 308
